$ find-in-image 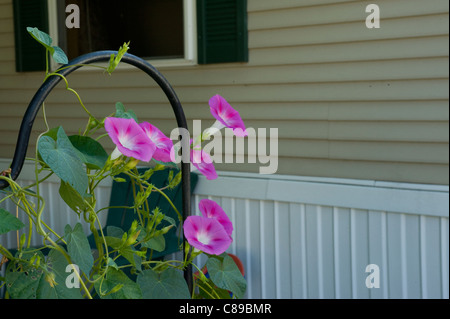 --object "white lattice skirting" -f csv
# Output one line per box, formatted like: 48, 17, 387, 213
1, 159, 448, 299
